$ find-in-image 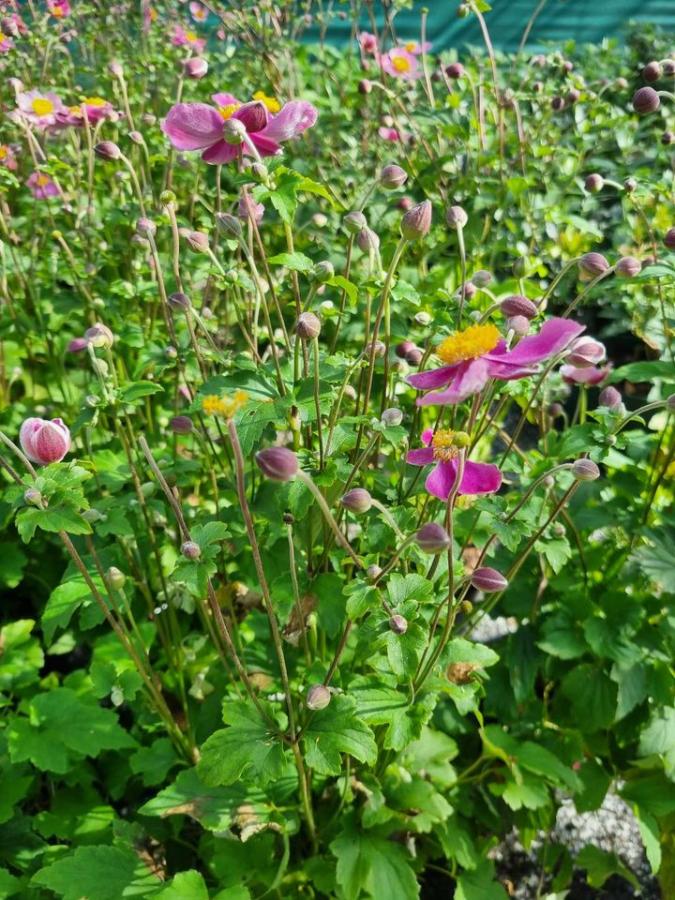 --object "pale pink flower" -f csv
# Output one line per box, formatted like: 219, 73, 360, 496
189, 1, 208, 23
358, 31, 378, 55
20, 417, 70, 464
380, 48, 421, 80
171, 24, 206, 52
27, 171, 59, 199
16, 90, 65, 127
47, 0, 70, 17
